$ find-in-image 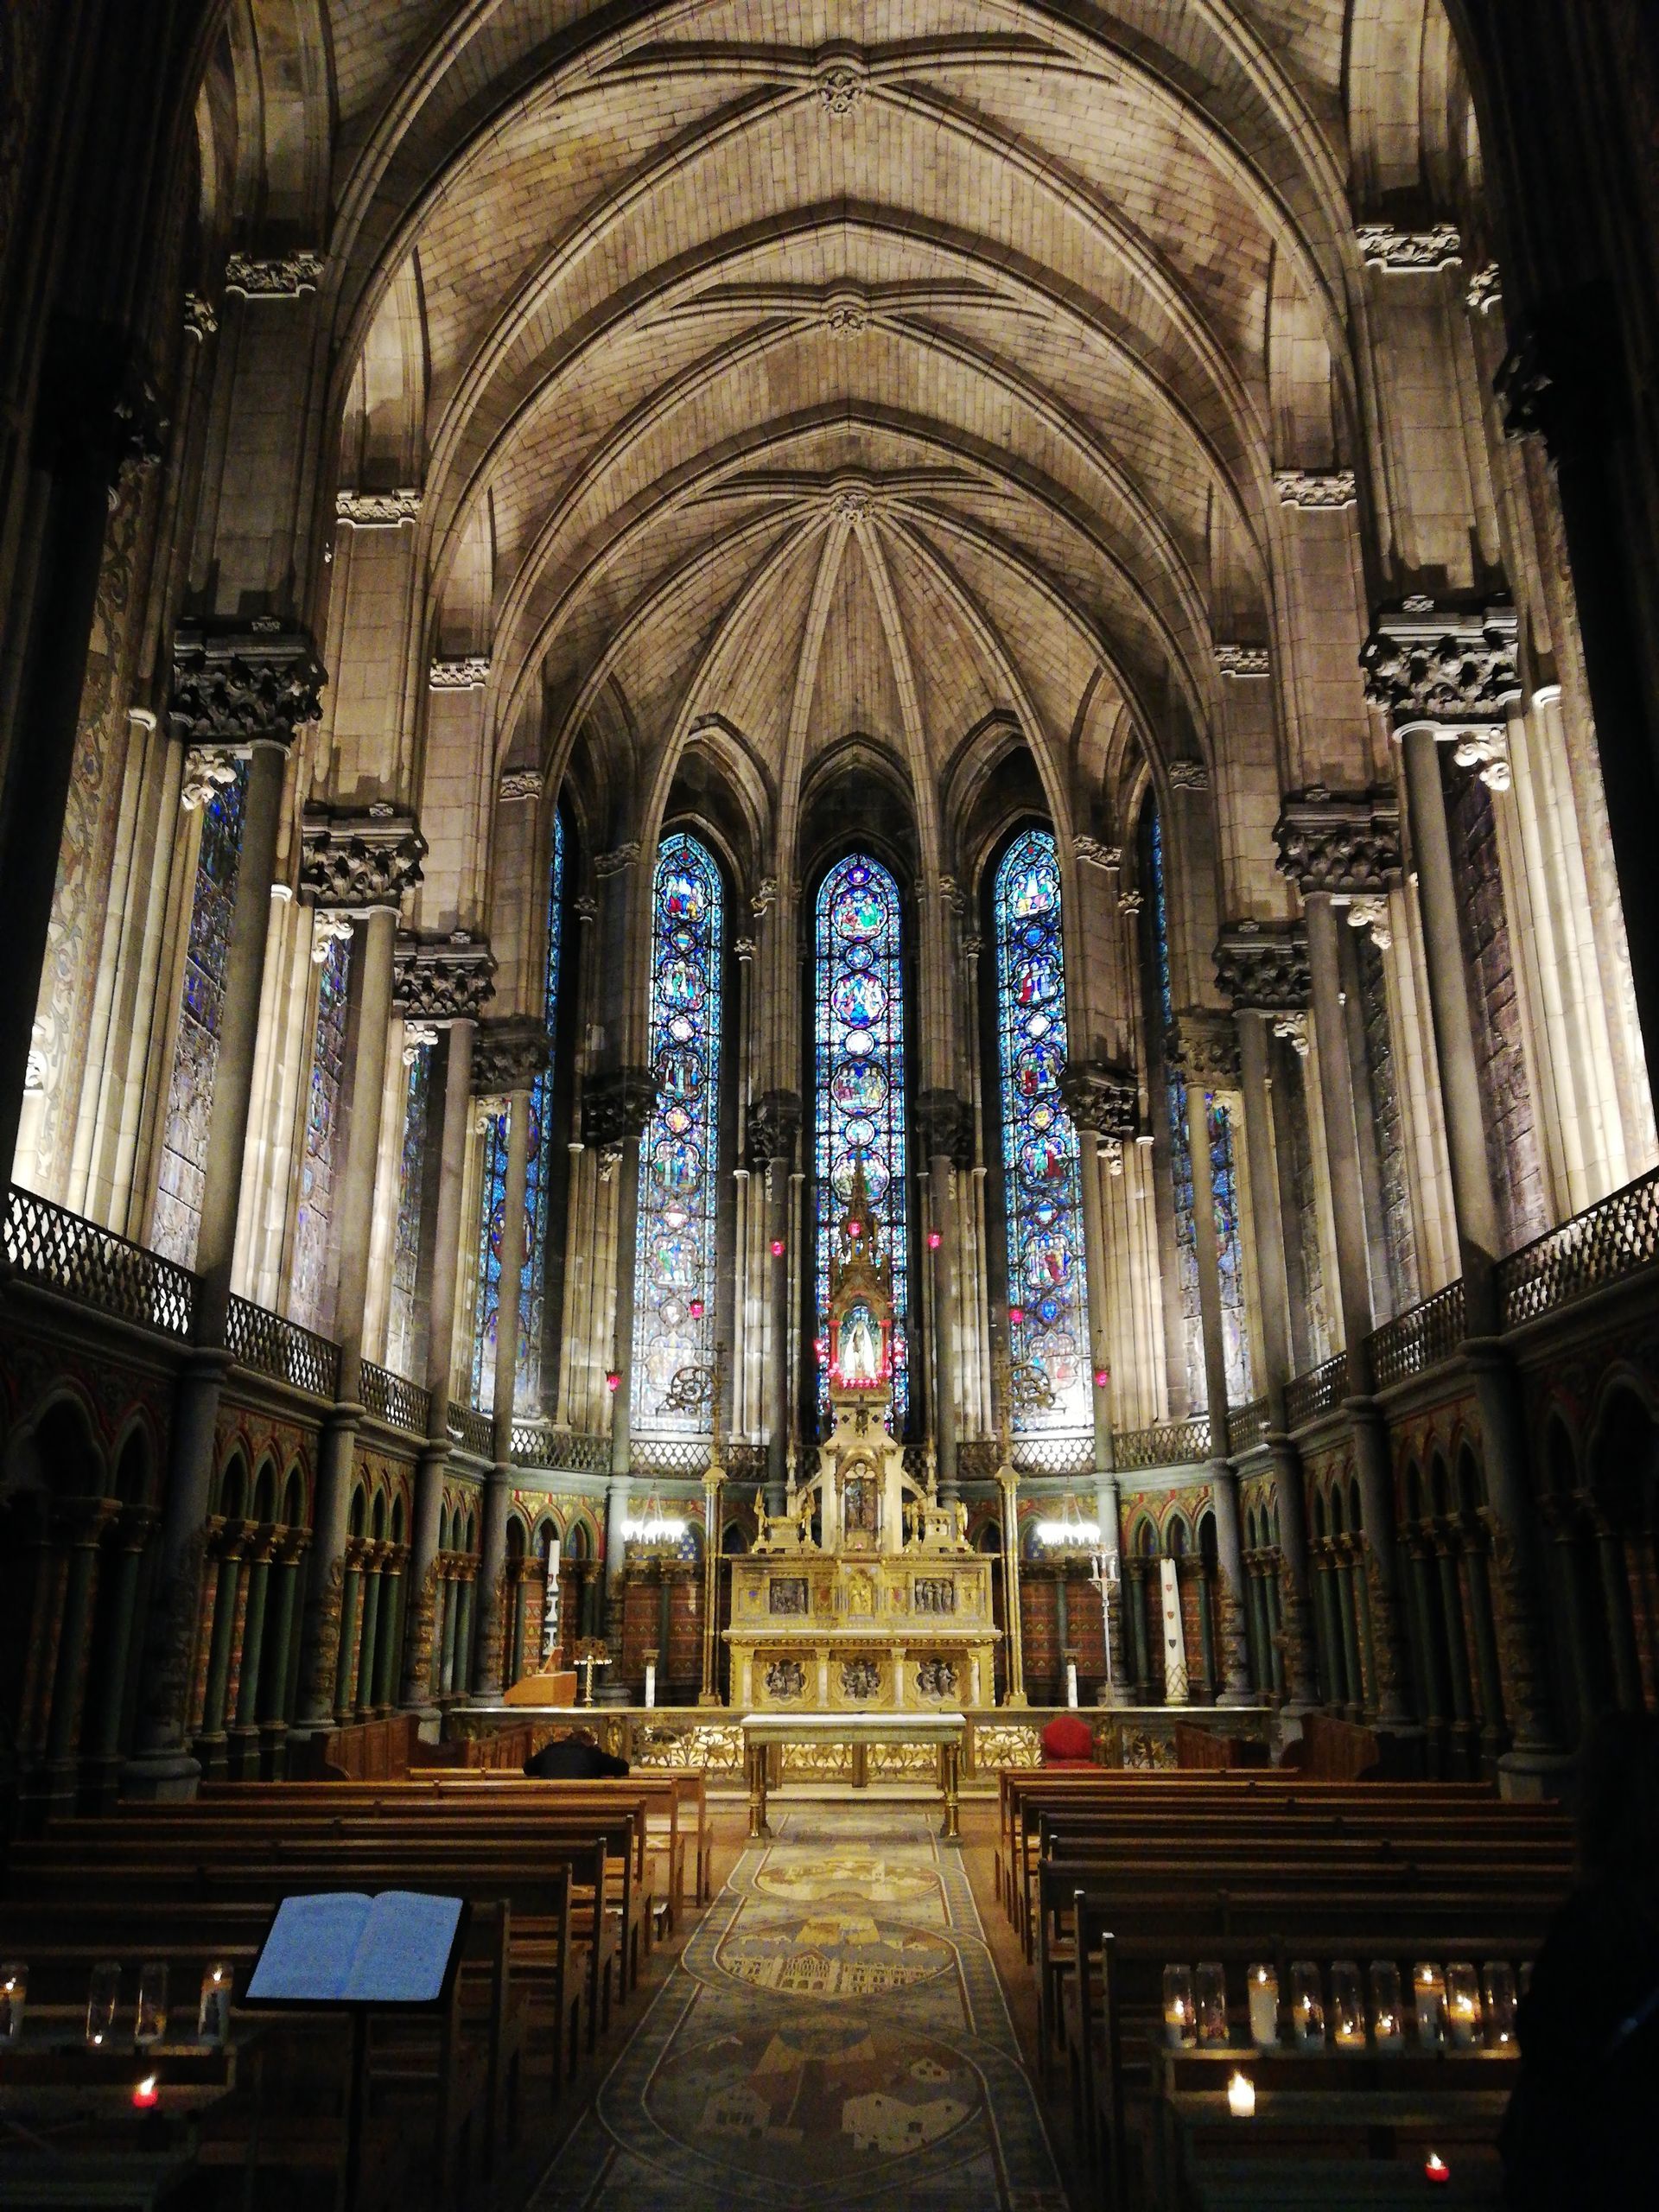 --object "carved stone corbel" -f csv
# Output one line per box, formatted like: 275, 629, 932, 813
392, 936, 498, 1023
300, 807, 426, 911
1213, 922, 1311, 1013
